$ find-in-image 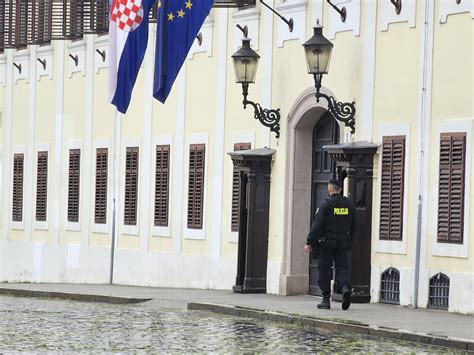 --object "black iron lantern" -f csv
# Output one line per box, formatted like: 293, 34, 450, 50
231, 35, 280, 138
303, 20, 356, 133
232, 38, 260, 84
